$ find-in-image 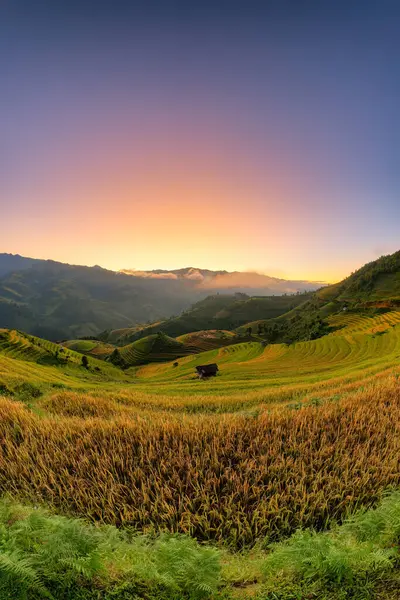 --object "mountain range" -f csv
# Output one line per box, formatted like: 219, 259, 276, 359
120, 267, 325, 295
0, 253, 324, 340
